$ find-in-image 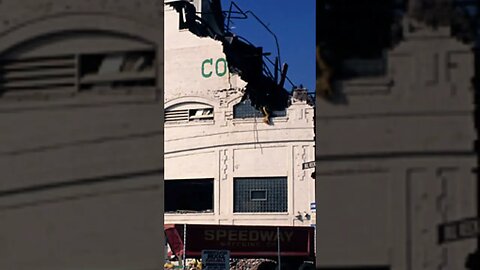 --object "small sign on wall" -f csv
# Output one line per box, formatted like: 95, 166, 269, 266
438, 217, 479, 244
302, 161, 315, 170
201, 250, 230, 270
